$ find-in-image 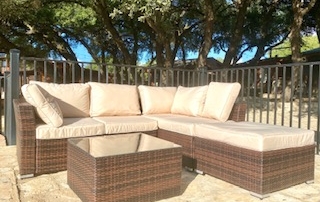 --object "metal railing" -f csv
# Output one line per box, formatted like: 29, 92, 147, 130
0, 76, 4, 135
4, 49, 320, 154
